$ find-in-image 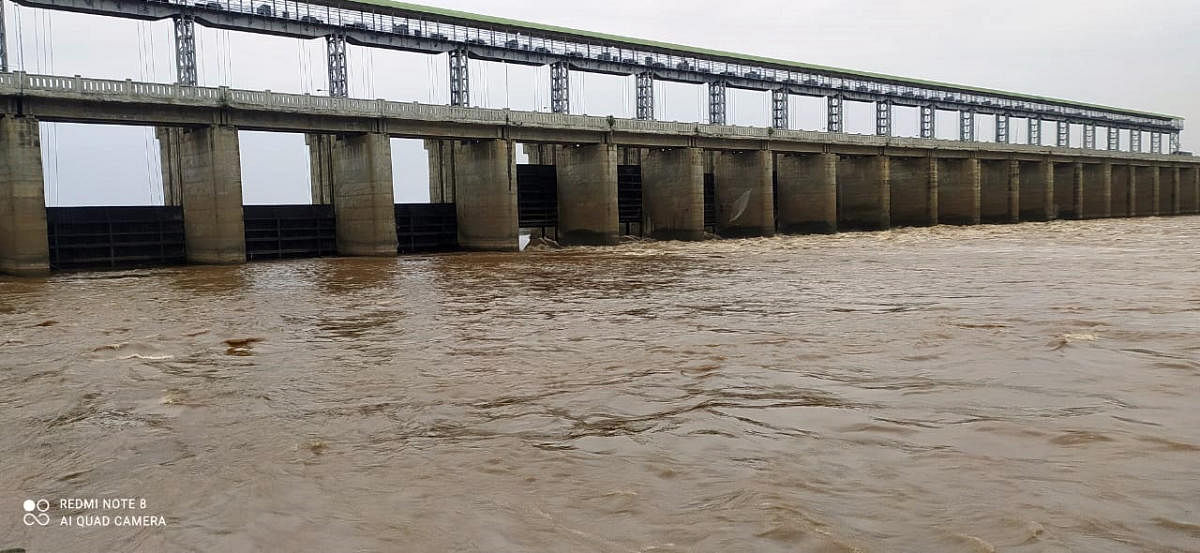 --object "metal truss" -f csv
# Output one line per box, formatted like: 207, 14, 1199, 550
1107, 127, 1120, 151
920, 105, 935, 139
173, 14, 198, 86
635, 72, 653, 120
550, 61, 568, 114
1028, 118, 1041, 145
959, 110, 975, 141
875, 100, 891, 136
827, 94, 843, 133
449, 47, 469, 107
708, 80, 726, 125
1056, 121, 1069, 147
771, 88, 787, 130
995, 113, 1010, 144
326, 33, 348, 98
1130, 130, 1141, 152
1150, 132, 1162, 154
1083, 124, 1095, 149
1169, 132, 1180, 154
